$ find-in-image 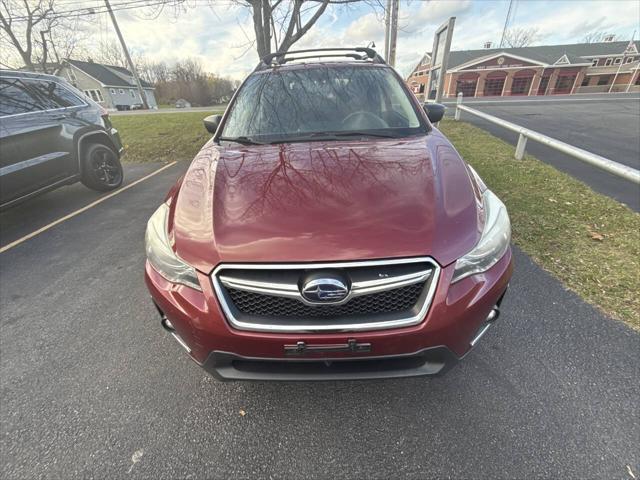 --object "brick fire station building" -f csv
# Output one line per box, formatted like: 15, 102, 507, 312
407, 40, 640, 99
